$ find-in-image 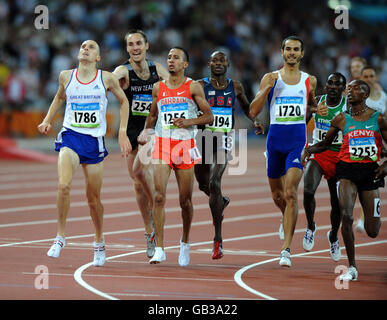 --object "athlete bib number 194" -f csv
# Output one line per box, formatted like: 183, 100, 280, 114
71, 102, 100, 128
206, 107, 232, 132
